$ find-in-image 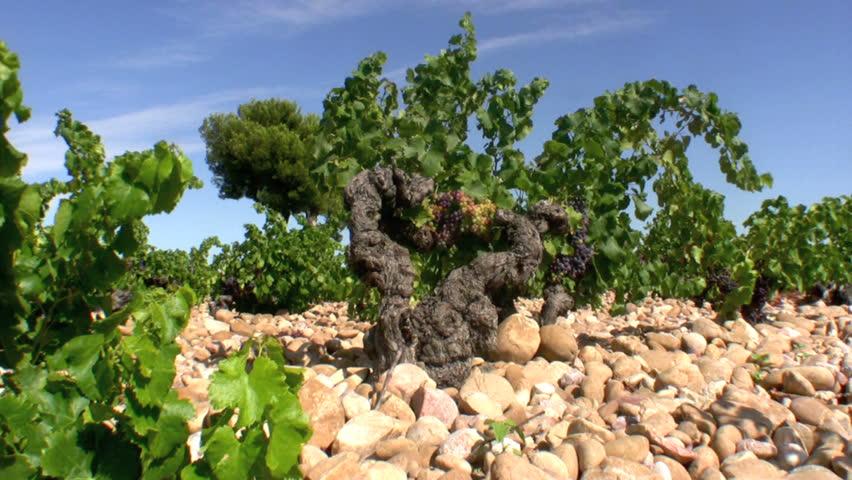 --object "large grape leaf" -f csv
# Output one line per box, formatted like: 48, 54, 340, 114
265, 424, 306, 478
209, 355, 284, 427
46, 334, 104, 395
41, 429, 93, 479
202, 426, 265, 480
